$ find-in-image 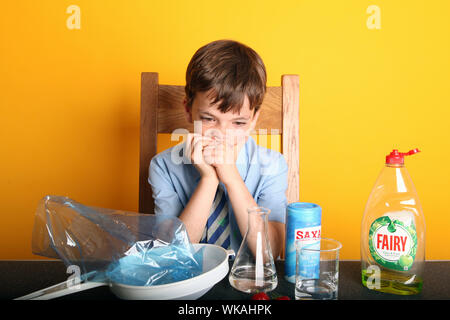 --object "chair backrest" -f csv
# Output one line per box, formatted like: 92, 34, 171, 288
139, 72, 299, 215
